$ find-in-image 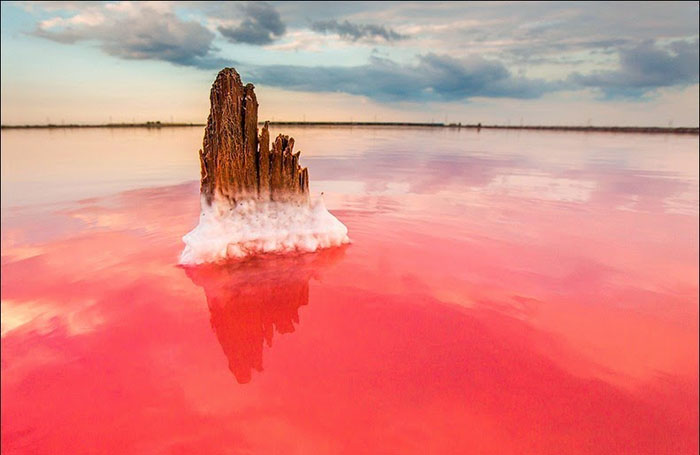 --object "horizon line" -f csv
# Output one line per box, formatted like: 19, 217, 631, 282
1, 121, 698, 135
